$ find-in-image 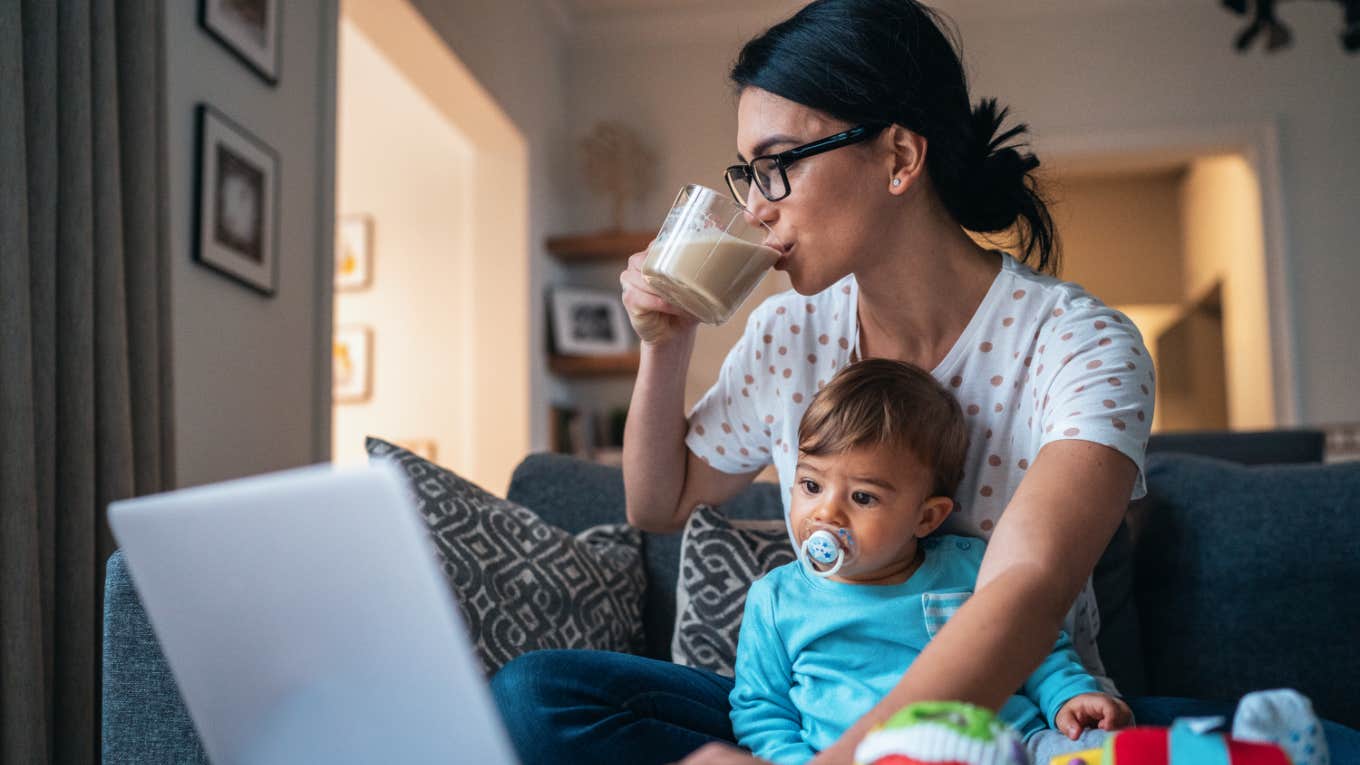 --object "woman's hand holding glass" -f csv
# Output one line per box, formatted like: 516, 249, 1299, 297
620, 248, 700, 346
